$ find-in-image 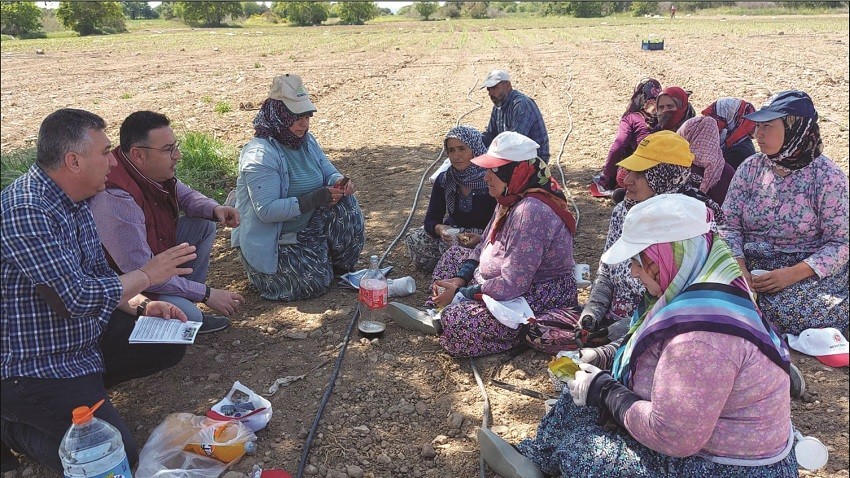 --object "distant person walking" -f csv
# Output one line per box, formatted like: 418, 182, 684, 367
670, 4, 677, 18
480, 69, 550, 163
